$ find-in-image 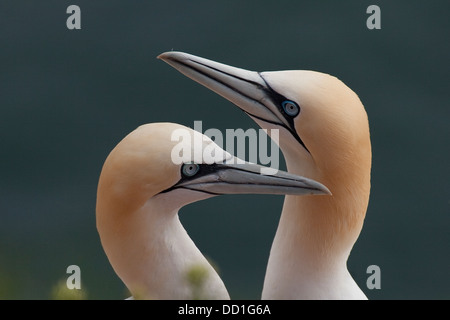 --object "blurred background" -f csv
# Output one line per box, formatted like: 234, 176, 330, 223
0, 1, 448, 299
